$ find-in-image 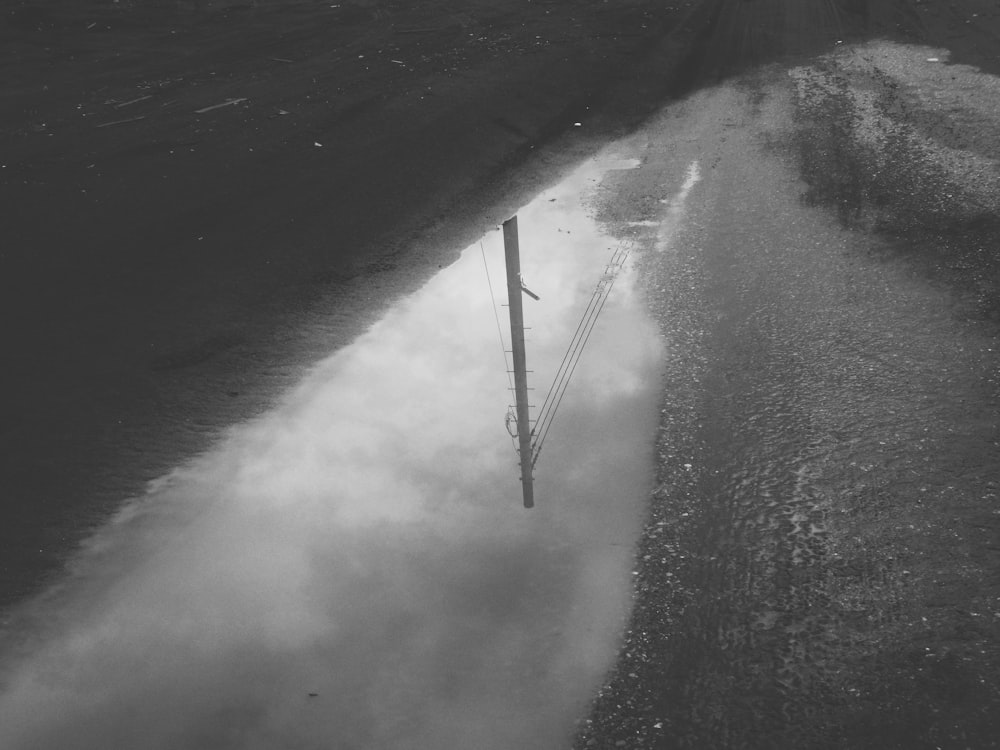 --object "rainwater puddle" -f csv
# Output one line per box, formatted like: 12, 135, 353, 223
0, 156, 664, 749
